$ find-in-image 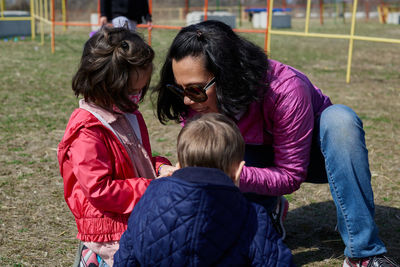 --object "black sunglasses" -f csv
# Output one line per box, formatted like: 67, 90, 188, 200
166, 77, 216, 103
